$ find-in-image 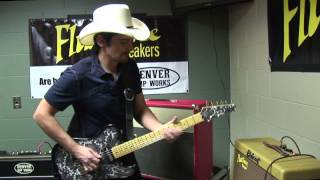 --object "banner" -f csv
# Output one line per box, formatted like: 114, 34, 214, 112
268, 0, 320, 72
29, 16, 188, 98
